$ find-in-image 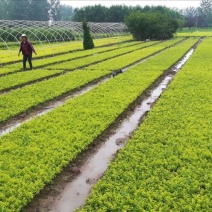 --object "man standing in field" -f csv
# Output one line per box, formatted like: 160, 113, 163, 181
18, 34, 37, 70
